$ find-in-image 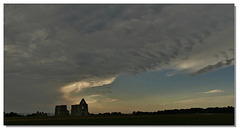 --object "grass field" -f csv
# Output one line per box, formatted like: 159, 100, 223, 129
4, 113, 234, 125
